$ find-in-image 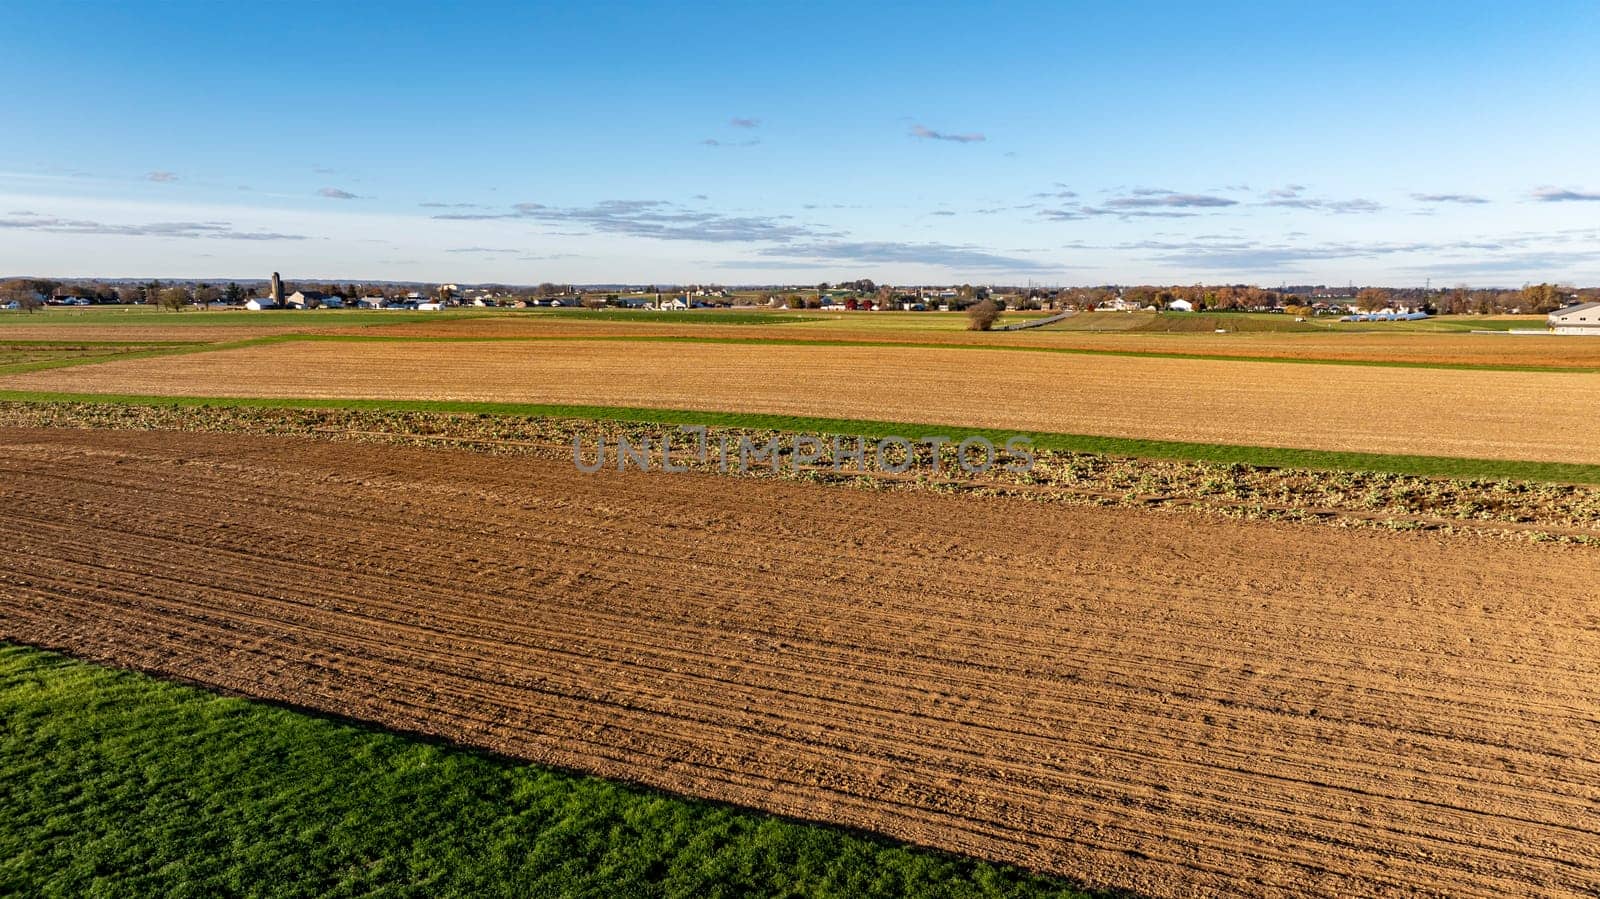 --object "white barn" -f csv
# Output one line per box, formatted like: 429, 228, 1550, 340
1548, 302, 1600, 335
